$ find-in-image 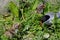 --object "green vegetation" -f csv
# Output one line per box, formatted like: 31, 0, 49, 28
0, 0, 60, 40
